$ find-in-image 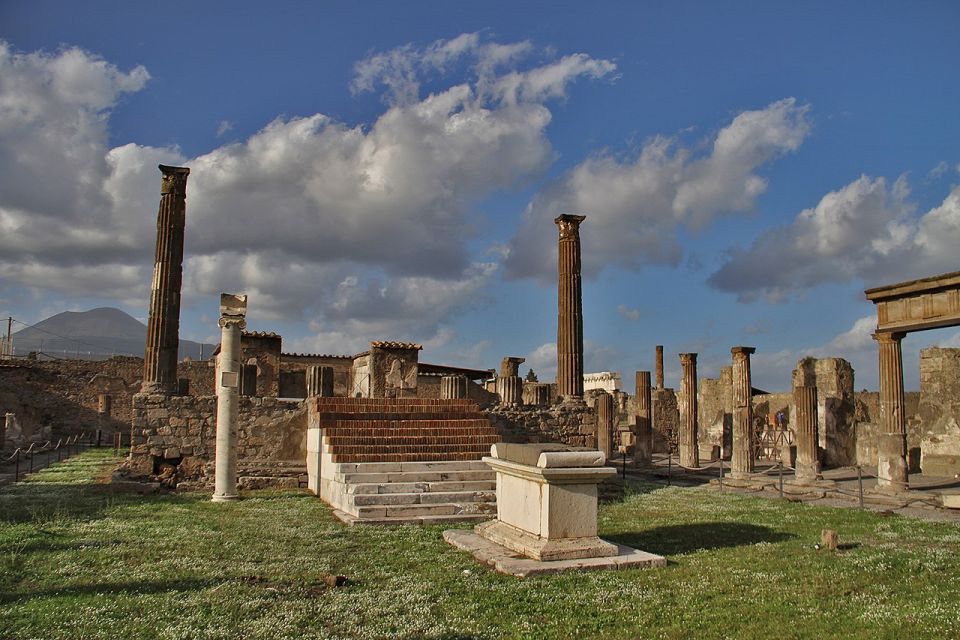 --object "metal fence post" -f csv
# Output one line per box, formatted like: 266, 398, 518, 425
719, 457, 724, 492
857, 465, 864, 509
778, 461, 784, 499
14, 449, 20, 482
667, 451, 672, 486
